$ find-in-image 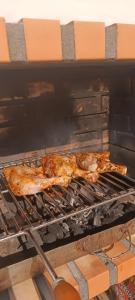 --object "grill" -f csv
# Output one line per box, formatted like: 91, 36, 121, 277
1, 59, 135, 295
0, 156, 135, 244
